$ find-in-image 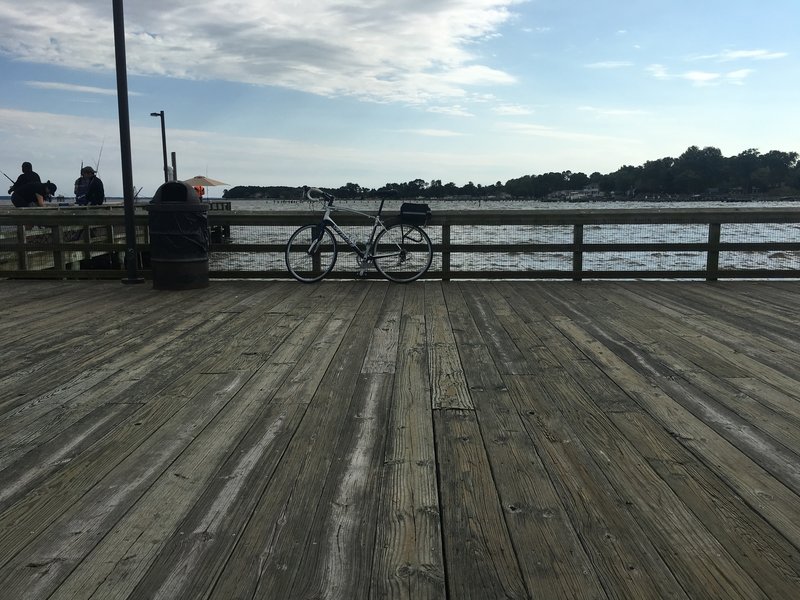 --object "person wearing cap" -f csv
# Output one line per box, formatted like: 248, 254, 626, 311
7, 161, 41, 194
11, 180, 57, 207
74, 166, 105, 205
